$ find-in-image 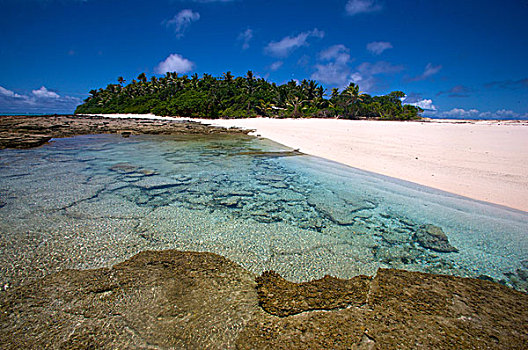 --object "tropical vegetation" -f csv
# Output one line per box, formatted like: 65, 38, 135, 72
75, 71, 423, 120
